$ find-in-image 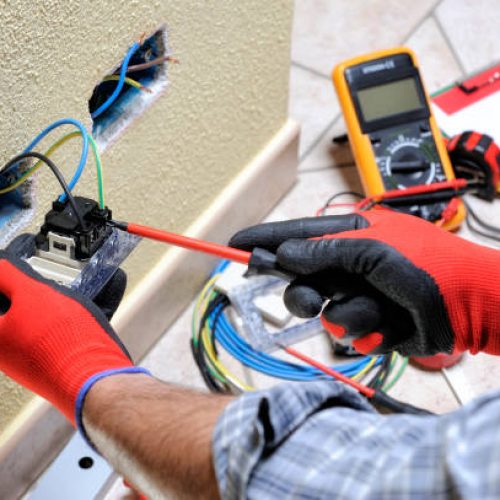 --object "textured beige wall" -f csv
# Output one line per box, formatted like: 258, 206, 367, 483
0, 1, 293, 434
